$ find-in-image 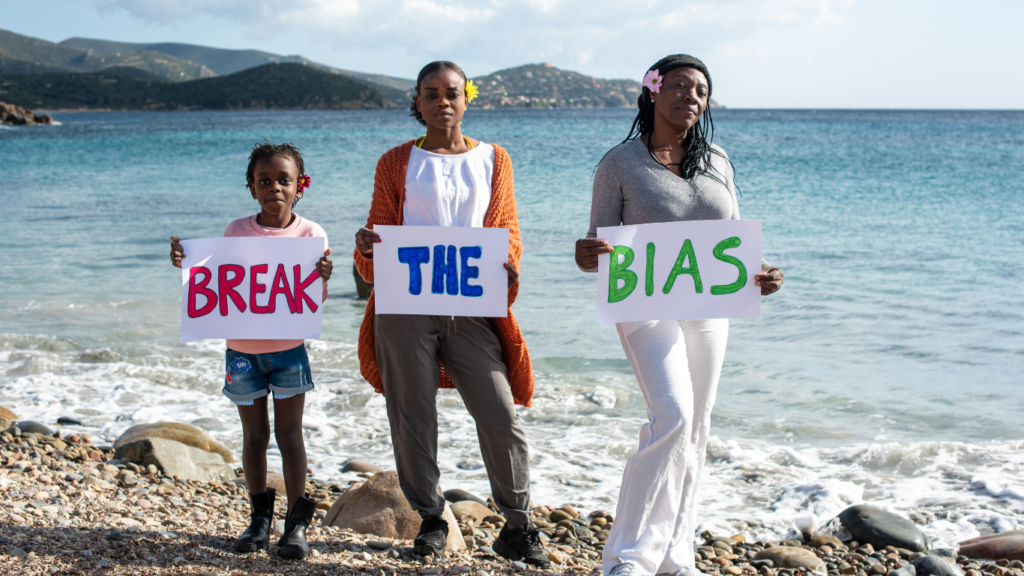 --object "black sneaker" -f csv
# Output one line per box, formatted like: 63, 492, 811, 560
494, 524, 550, 568
413, 516, 449, 556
